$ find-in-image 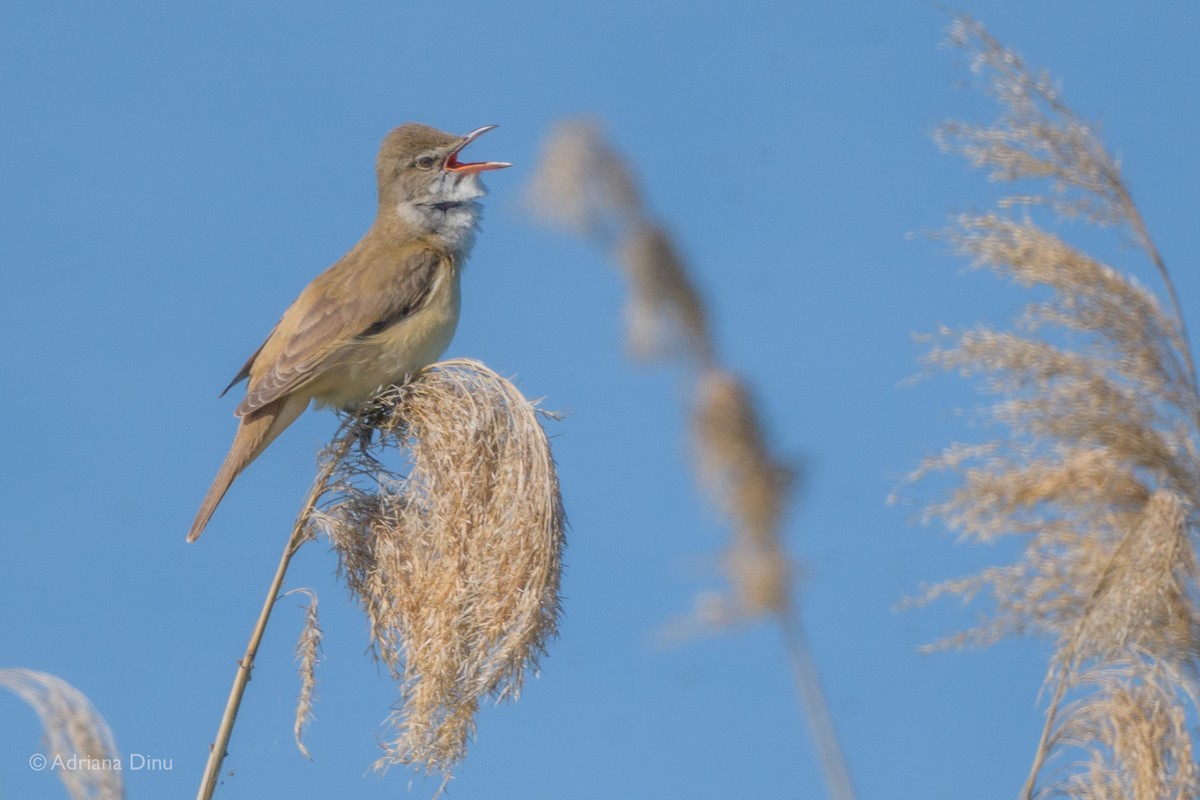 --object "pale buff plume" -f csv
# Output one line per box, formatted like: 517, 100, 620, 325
527, 123, 853, 800
196, 360, 564, 796
527, 120, 794, 625
524, 119, 642, 237
0, 668, 124, 800
902, 15, 1200, 799
285, 588, 322, 761
314, 359, 565, 775
692, 369, 793, 618
618, 223, 713, 363
526, 122, 710, 363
